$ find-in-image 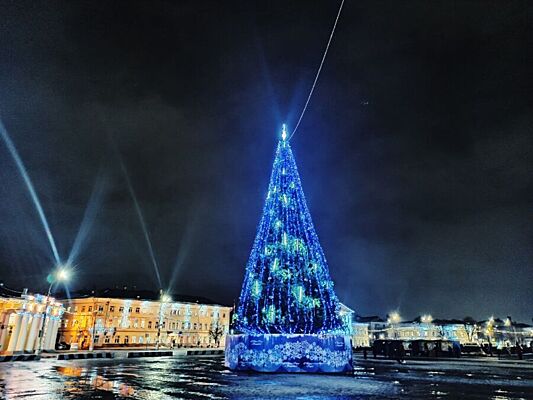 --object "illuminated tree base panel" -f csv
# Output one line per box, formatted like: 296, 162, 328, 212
225, 334, 353, 373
